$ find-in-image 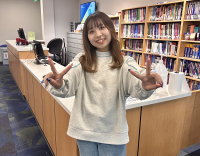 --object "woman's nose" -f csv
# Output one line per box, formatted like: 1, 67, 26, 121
95, 30, 102, 37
